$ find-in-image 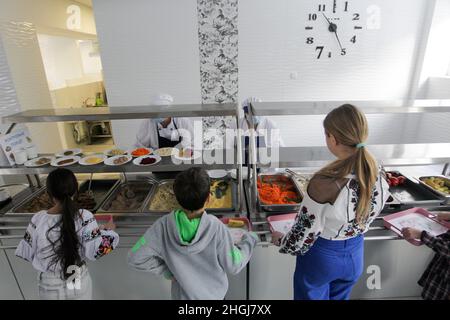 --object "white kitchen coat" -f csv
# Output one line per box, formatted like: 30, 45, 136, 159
134, 118, 195, 149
